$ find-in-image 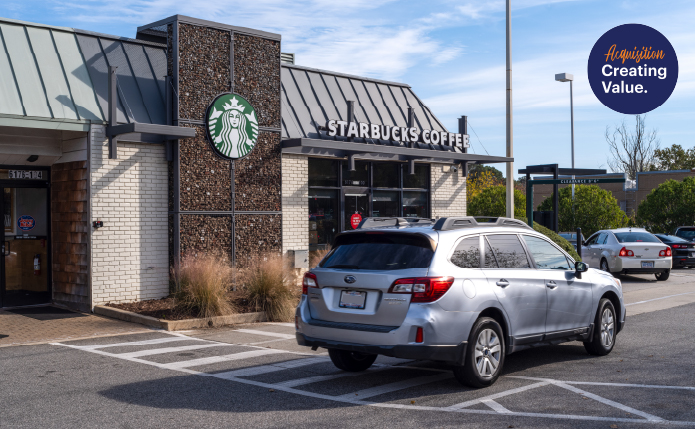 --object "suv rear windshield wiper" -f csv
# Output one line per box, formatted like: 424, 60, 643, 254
326, 264, 359, 269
